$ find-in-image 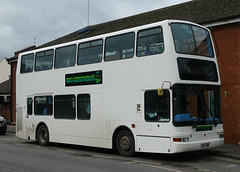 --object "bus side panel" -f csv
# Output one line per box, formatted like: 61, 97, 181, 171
103, 92, 136, 122
16, 106, 25, 138
50, 93, 107, 148
34, 71, 53, 94
103, 92, 136, 148
136, 136, 171, 153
